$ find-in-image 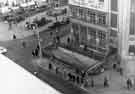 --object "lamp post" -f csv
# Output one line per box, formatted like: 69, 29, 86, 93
32, 23, 42, 59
